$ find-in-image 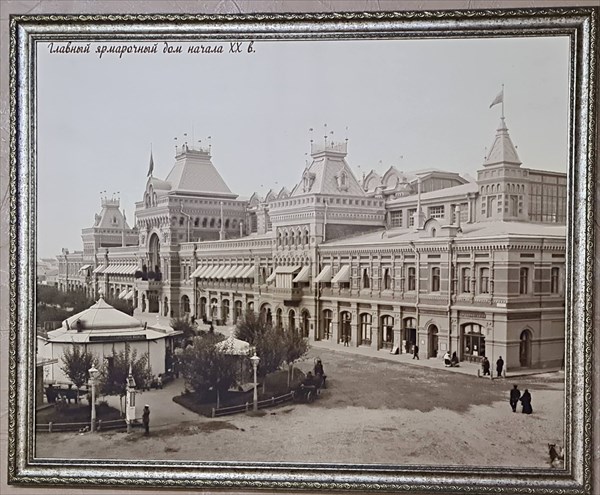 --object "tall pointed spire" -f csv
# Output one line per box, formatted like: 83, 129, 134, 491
147, 146, 154, 177
483, 117, 521, 167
